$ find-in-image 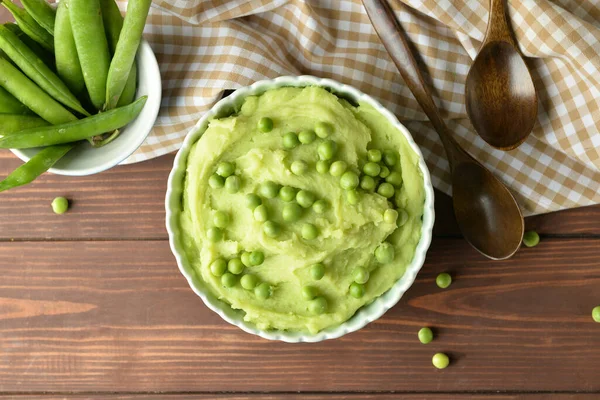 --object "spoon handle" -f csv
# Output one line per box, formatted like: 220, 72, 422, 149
485, 0, 515, 45
361, 0, 465, 165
